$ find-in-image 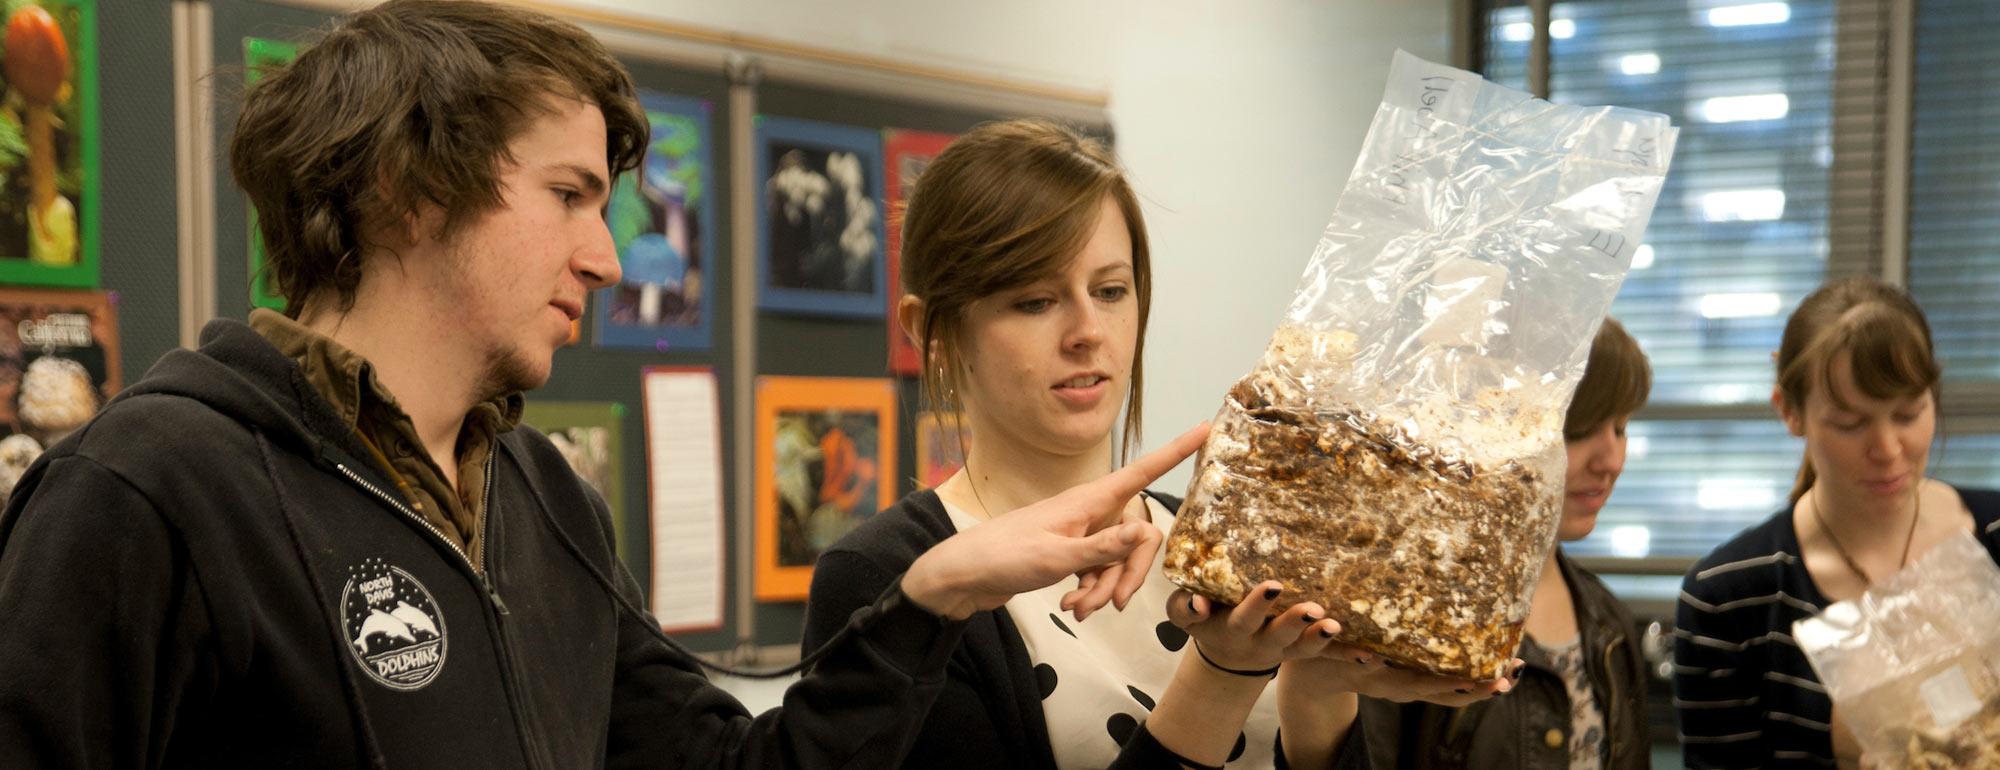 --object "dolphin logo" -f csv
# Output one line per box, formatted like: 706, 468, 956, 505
389, 601, 439, 639
351, 608, 416, 654
340, 562, 449, 690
